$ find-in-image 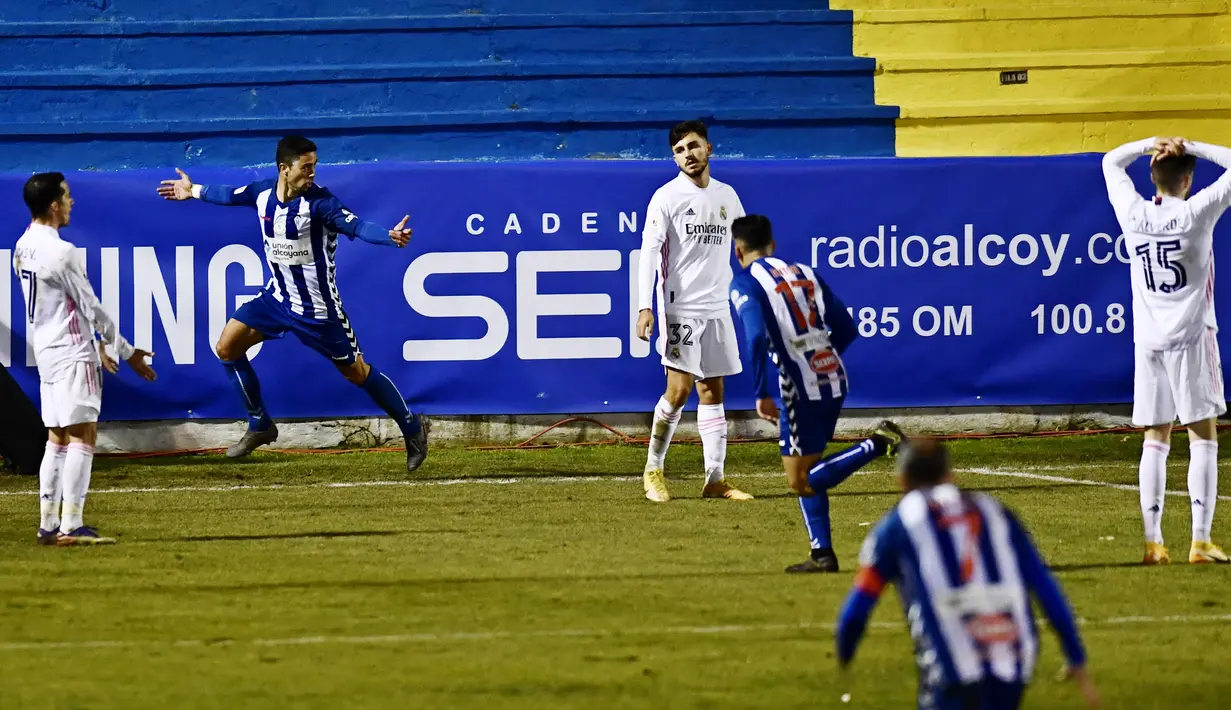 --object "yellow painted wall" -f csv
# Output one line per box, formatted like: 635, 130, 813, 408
829, 1, 1231, 156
